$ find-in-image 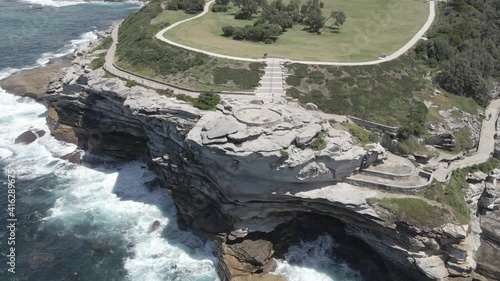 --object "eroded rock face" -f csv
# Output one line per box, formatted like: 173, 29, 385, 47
42, 51, 486, 281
